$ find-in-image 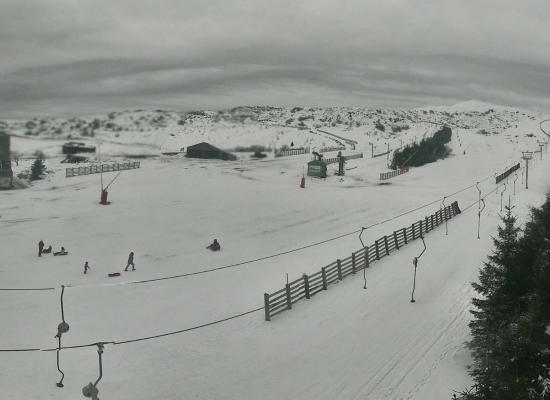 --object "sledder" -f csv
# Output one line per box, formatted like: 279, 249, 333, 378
206, 239, 221, 251
53, 246, 68, 256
